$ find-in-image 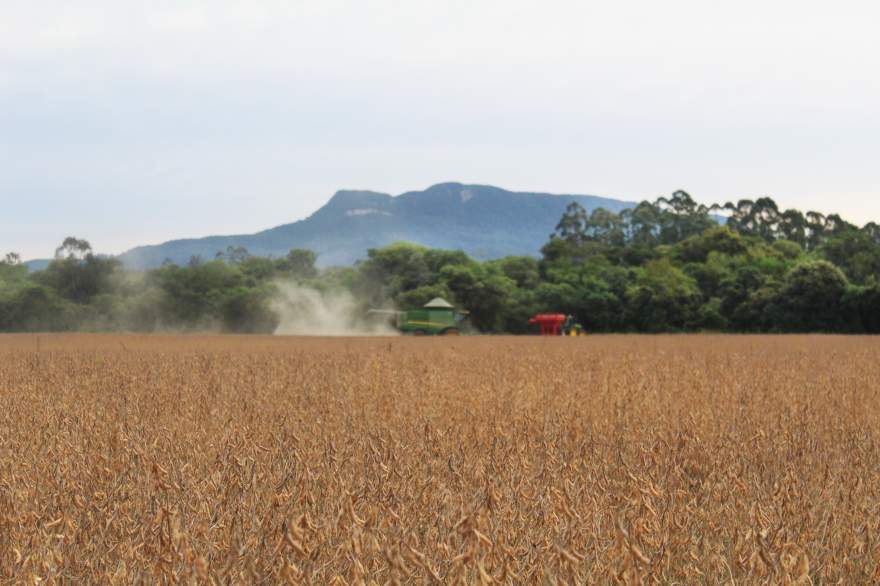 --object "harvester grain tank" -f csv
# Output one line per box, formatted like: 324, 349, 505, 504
368, 298, 468, 335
